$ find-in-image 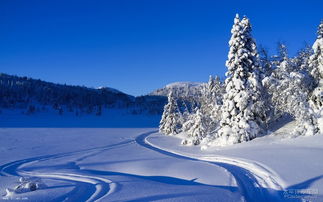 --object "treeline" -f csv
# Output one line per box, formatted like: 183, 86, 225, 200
0, 73, 167, 115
